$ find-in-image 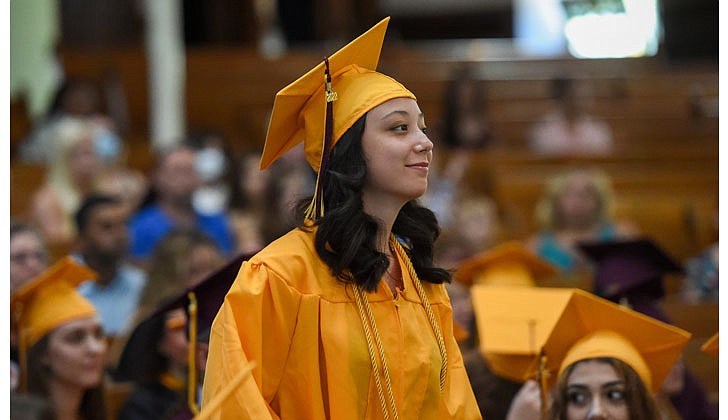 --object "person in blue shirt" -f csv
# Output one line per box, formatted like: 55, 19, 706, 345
74, 194, 147, 339
128, 143, 235, 262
